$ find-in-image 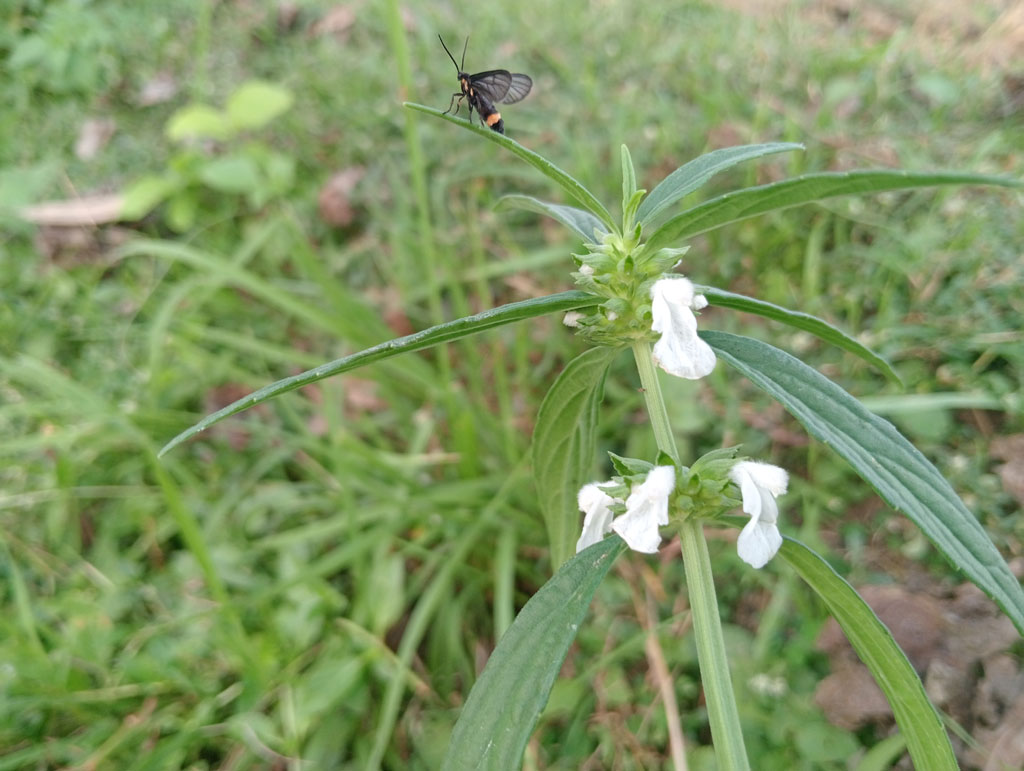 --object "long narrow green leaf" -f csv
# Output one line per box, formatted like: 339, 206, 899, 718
442, 536, 626, 771
646, 170, 1020, 251
637, 142, 804, 225
704, 331, 1024, 634
778, 537, 956, 770
533, 346, 619, 568
700, 286, 900, 382
159, 291, 600, 457
404, 102, 616, 230
497, 194, 608, 242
